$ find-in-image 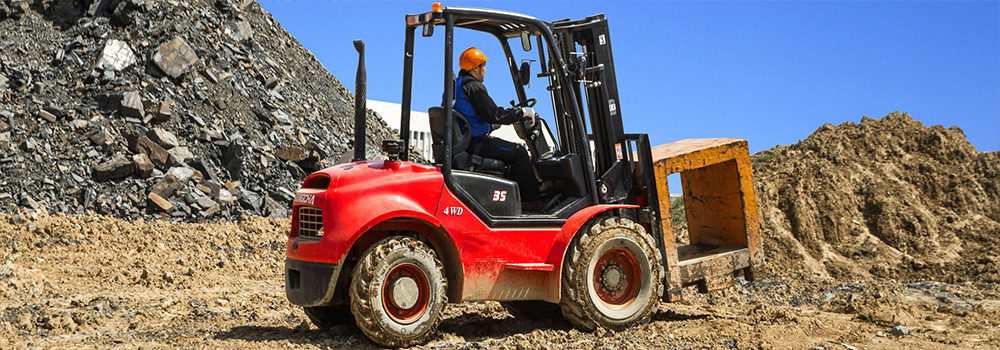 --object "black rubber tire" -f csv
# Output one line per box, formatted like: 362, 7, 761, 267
303, 304, 353, 330
350, 236, 447, 347
501, 300, 561, 320
559, 217, 663, 331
